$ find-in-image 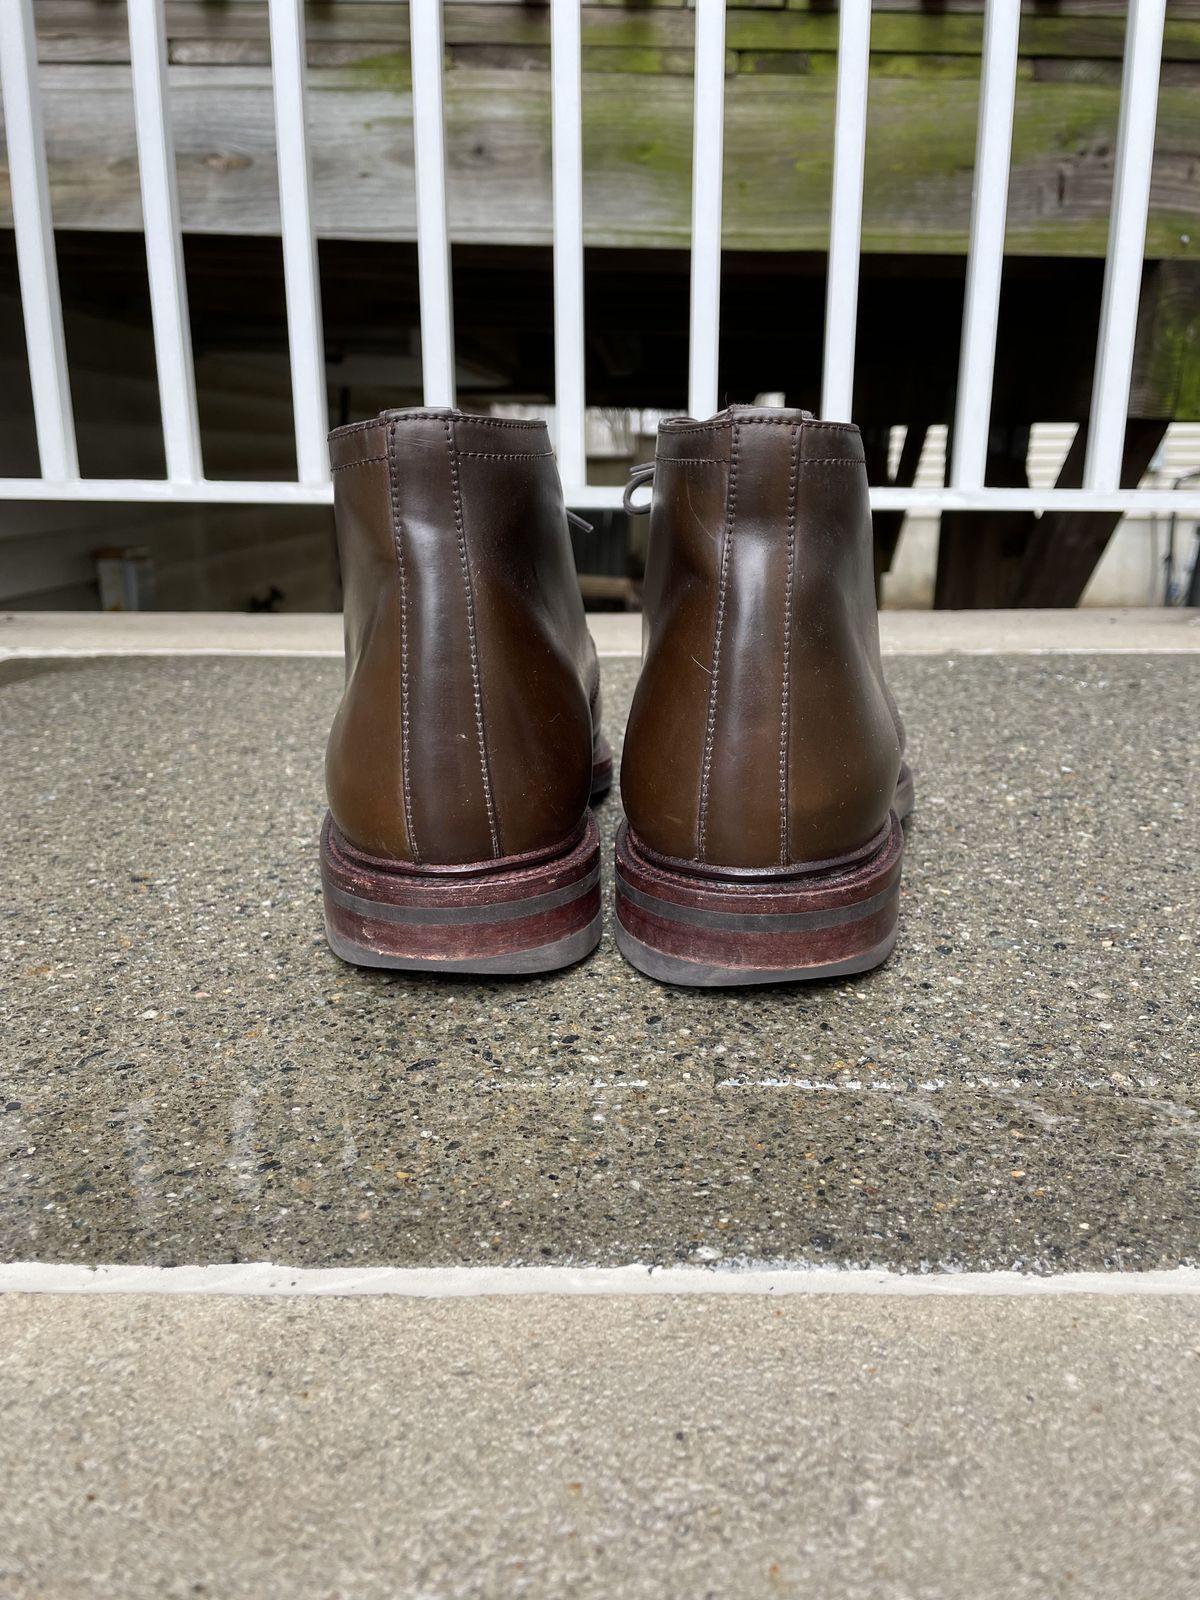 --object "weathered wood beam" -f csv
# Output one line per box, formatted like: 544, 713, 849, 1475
1010, 419, 1169, 606
933, 424, 1033, 609
870, 420, 928, 585
1130, 261, 1200, 421
3, 63, 1197, 266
